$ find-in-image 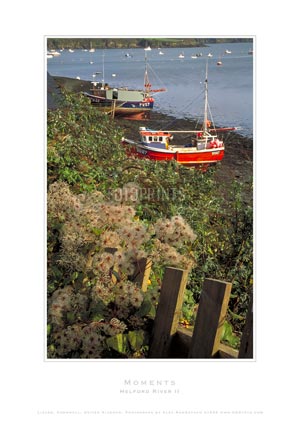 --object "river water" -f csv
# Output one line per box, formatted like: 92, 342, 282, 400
47, 42, 253, 137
